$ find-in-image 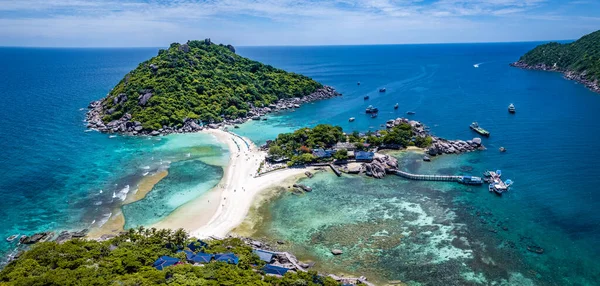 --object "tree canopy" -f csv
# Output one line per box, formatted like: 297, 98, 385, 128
0, 228, 341, 286
517, 30, 600, 82
99, 39, 323, 130
267, 124, 432, 165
